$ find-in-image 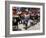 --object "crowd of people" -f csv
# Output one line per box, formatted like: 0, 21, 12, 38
12, 7, 40, 31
